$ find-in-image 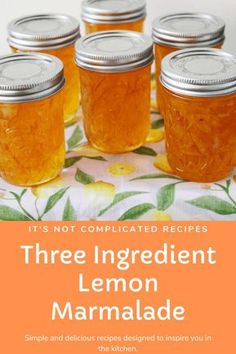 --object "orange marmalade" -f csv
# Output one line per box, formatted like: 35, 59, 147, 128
75, 31, 153, 154
82, 0, 146, 34
160, 48, 236, 183
0, 53, 65, 186
152, 13, 225, 112
8, 14, 81, 126
84, 19, 144, 34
